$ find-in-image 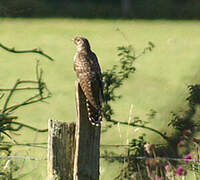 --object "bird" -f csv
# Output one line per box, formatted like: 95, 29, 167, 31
73, 36, 104, 126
